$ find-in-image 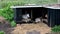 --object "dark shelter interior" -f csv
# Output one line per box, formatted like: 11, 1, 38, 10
14, 7, 48, 24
